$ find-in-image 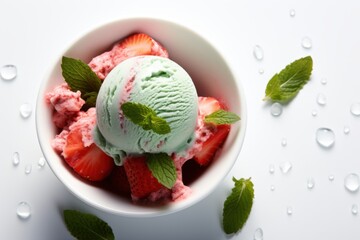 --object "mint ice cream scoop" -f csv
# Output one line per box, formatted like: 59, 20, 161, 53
94, 56, 198, 165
